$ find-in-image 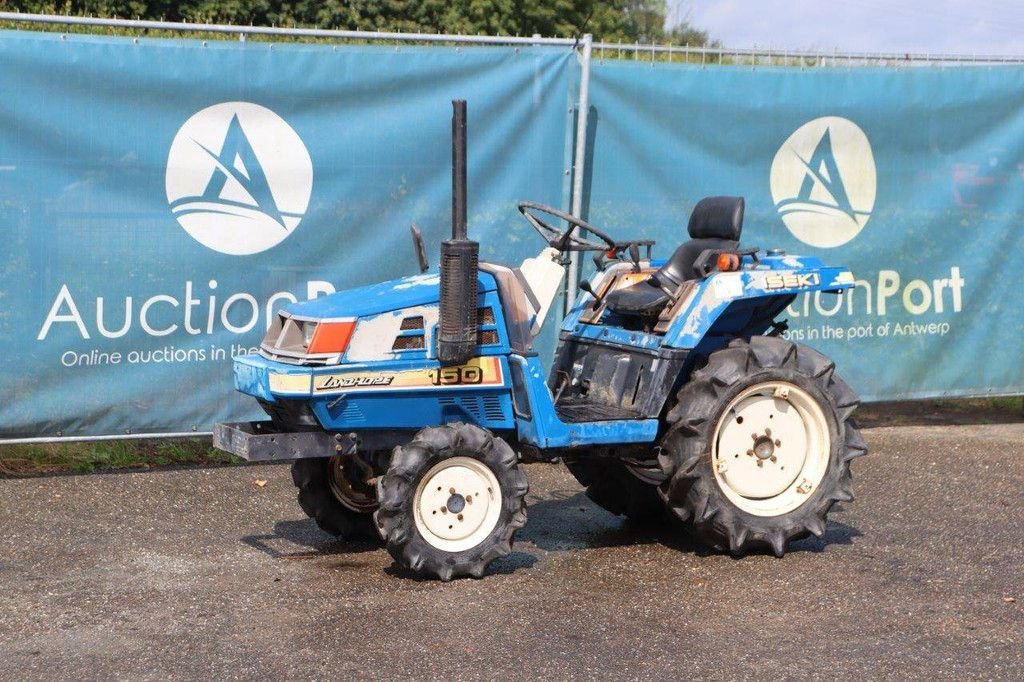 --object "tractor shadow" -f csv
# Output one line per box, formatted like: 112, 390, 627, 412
381, 551, 539, 581
518, 489, 674, 553
240, 495, 862, 576
241, 518, 382, 559
520, 490, 862, 558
